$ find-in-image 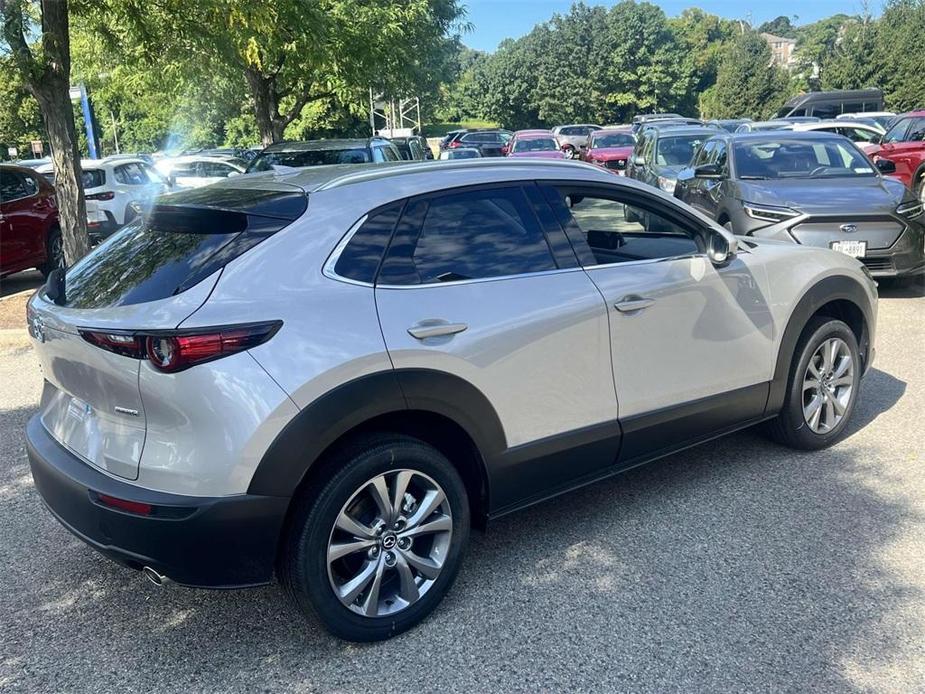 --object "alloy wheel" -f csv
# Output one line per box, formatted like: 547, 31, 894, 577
327, 469, 452, 618
802, 337, 855, 433
51, 234, 65, 270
